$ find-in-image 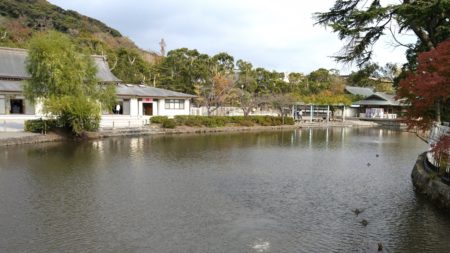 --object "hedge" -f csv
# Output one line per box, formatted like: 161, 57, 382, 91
150, 116, 169, 124
152, 115, 294, 128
